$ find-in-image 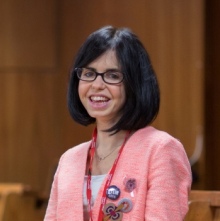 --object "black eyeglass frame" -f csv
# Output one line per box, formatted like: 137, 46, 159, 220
75, 67, 124, 85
